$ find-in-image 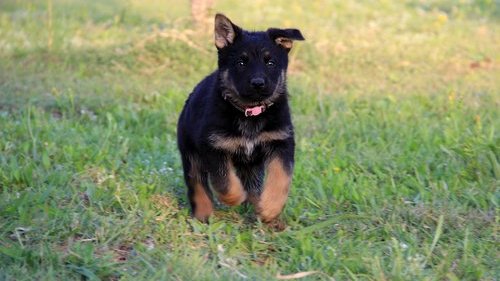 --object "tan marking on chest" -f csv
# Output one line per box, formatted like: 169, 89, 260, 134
209, 129, 291, 155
